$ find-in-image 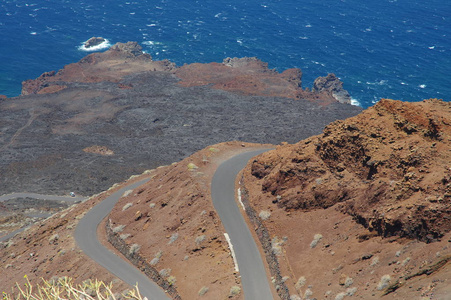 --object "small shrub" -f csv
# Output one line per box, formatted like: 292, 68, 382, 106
113, 224, 125, 233
282, 276, 290, 283
303, 288, 313, 299
49, 234, 59, 244
122, 203, 133, 211
371, 256, 379, 266
120, 233, 131, 240
377, 275, 391, 290
290, 295, 301, 300
150, 257, 160, 266
310, 233, 323, 248
129, 243, 141, 255
229, 286, 241, 297
167, 276, 176, 286
271, 236, 283, 255
402, 257, 411, 266
168, 233, 179, 244
149, 203, 156, 208
122, 190, 133, 197
155, 250, 163, 259
395, 250, 401, 257
195, 235, 206, 245
344, 276, 353, 287
346, 287, 357, 296
159, 268, 171, 278
334, 292, 346, 300
187, 163, 198, 170
259, 210, 271, 220
295, 276, 306, 290
198, 286, 209, 296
